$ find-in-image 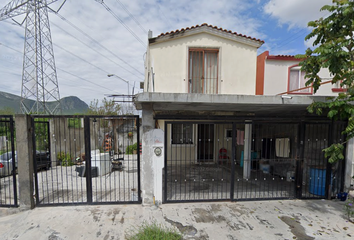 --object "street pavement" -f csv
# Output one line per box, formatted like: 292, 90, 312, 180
0, 199, 353, 240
